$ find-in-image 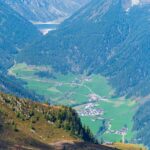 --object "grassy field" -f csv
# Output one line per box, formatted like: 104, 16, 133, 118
9, 63, 138, 143
76, 99, 136, 142
112, 143, 147, 150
